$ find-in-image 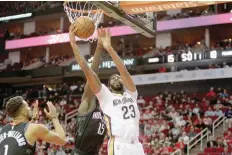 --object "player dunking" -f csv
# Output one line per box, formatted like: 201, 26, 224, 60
70, 27, 106, 155
69, 25, 145, 155
0, 98, 66, 155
